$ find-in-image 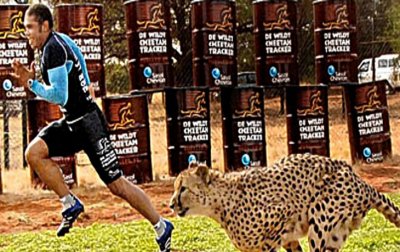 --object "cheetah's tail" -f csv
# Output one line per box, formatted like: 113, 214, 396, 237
372, 188, 400, 227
